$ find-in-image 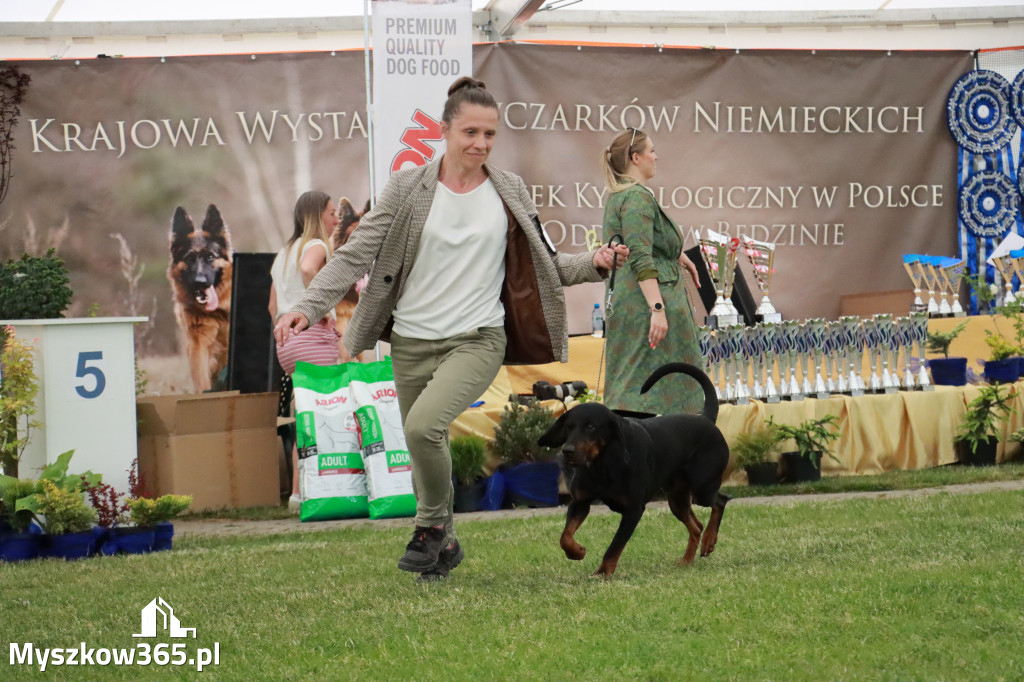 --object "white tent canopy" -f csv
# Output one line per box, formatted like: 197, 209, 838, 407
1, 1, 1022, 59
